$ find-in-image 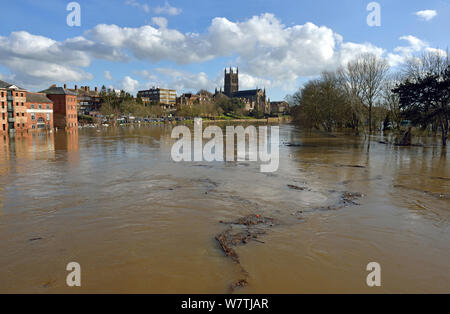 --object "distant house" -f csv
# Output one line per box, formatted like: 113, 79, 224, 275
65, 85, 102, 115
138, 87, 177, 111
270, 101, 290, 116
40, 85, 78, 129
